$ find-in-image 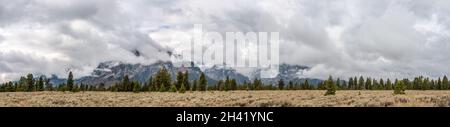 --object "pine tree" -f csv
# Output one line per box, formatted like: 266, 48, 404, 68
379, 78, 385, 90
71, 84, 80, 92
223, 76, 231, 91
224, 76, 230, 91
37, 76, 45, 91
159, 84, 166, 92
365, 77, 372, 90
198, 72, 207, 91
443, 76, 449, 90
403, 78, 411, 90
155, 67, 171, 91
325, 76, 336, 96
58, 83, 67, 92
422, 77, 430, 90
133, 82, 141, 93
183, 71, 190, 91
67, 71, 74, 91
253, 78, 262, 90
5, 82, 14, 92
386, 79, 392, 90
230, 79, 237, 91
98, 83, 105, 91
304, 80, 310, 90
45, 79, 53, 91
176, 71, 184, 90
358, 76, 364, 90
348, 77, 354, 90
169, 84, 177, 92
372, 79, 378, 90
437, 77, 442, 90
26, 74, 35, 92
394, 80, 406, 95
336, 78, 341, 90
278, 79, 285, 90
192, 80, 198, 91
179, 83, 186, 93
147, 76, 154, 92
288, 81, 294, 90
217, 80, 224, 91
430, 79, 436, 90
122, 75, 130, 92
80, 83, 86, 92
